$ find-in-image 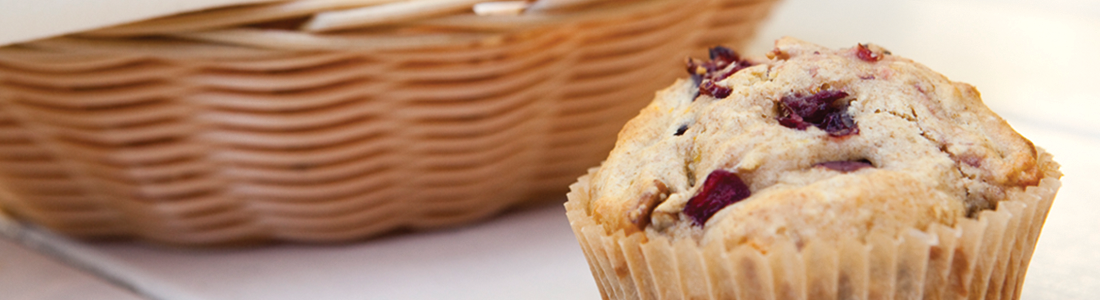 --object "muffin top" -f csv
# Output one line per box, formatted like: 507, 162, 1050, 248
584, 37, 1040, 250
